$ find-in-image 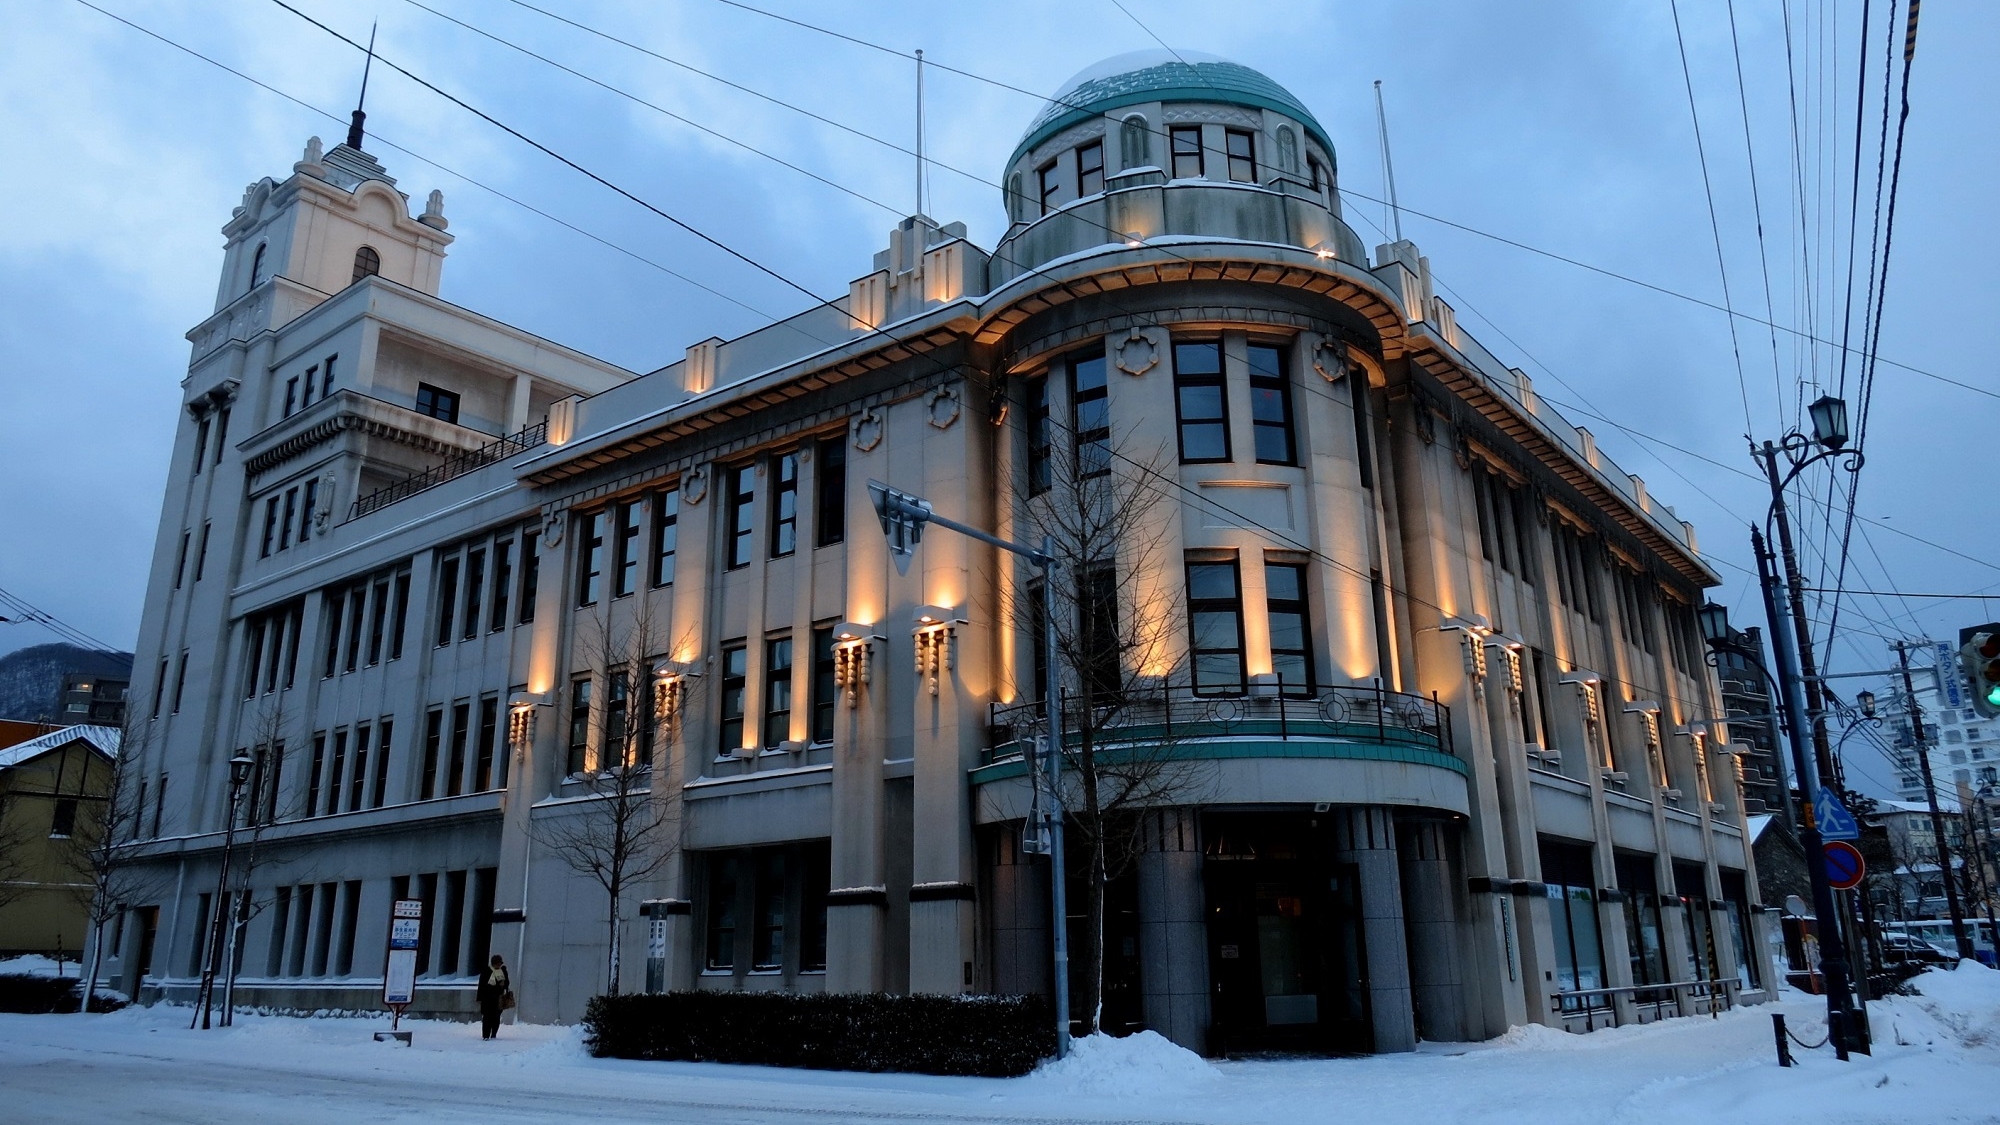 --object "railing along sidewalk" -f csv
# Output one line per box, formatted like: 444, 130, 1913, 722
1550, 977, 1740, 1031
